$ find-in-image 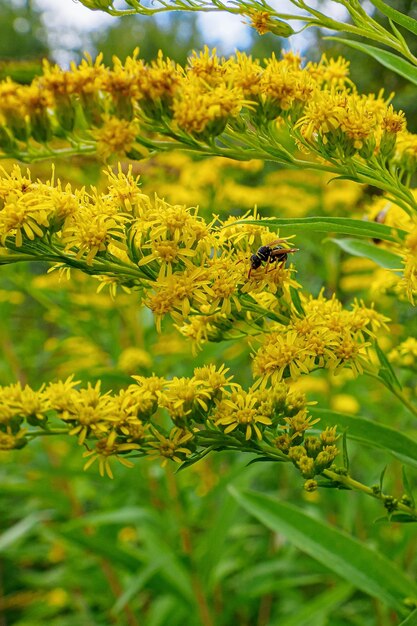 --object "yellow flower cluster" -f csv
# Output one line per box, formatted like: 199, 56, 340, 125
252, 292, 390, 386
389, 337, 417, 370
0, 48, 409, 170
360, 192, 417, 303
0, 164, 300, 343
401, 227, 417, 303
0, 368, 338, 480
